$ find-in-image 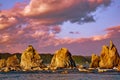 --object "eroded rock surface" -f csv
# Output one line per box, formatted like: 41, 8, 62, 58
90, 40, 120, 69
6, 55, 20, 71
90, 54, 100, 68
99, 40, 120, 69
20, 45, 43, 71
50, 48, 76, 69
